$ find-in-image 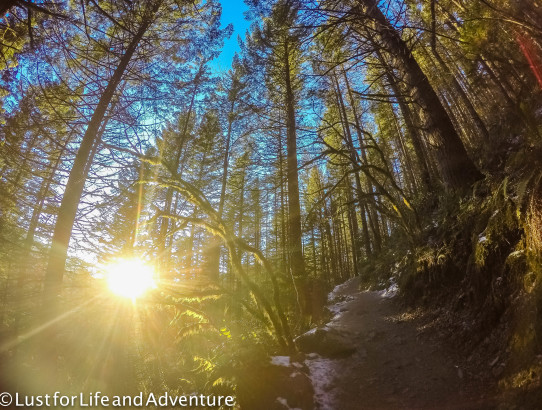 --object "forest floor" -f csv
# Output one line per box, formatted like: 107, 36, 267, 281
303, 277, 501, 410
